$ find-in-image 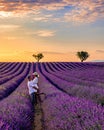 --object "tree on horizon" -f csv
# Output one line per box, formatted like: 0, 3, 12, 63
32, 53, 44, 62
76, 51, 89, 62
